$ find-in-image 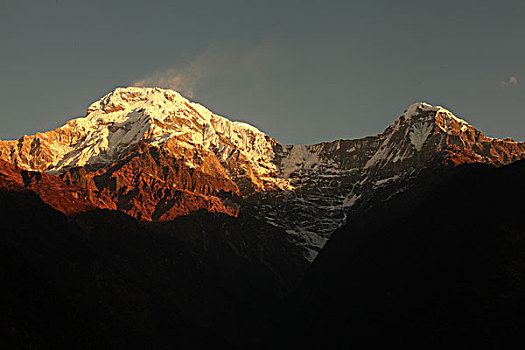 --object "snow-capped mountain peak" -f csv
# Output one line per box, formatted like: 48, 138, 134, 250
400, 102, 471, 134
0, 87, 290, 190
